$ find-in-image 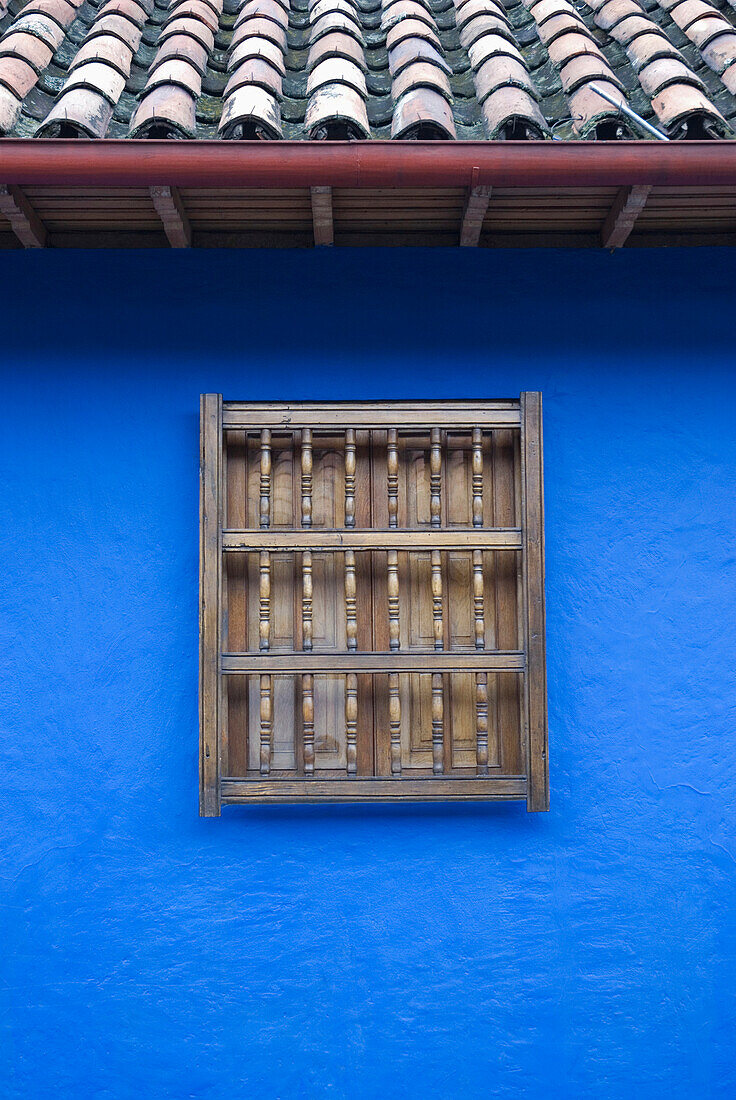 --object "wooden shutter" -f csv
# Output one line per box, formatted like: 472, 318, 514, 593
200, 396, 548, 813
